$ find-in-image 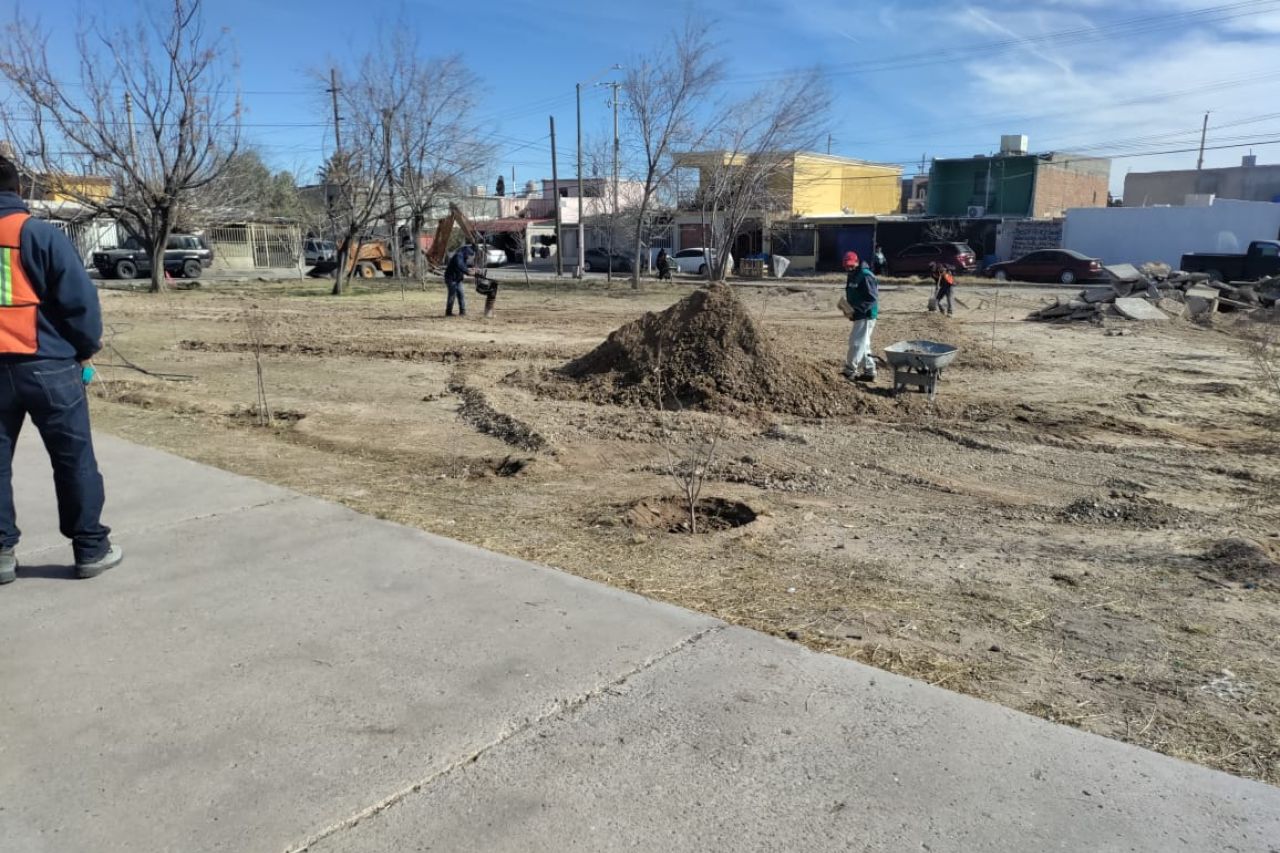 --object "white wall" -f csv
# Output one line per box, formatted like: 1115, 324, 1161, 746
1062, 199, 1280, 268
